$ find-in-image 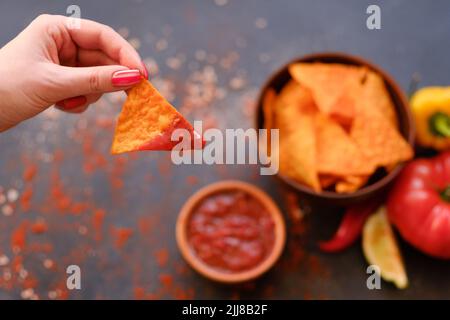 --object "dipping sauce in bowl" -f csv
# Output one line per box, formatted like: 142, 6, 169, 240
176, 181, 286, 283
188, 190, 275, 273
